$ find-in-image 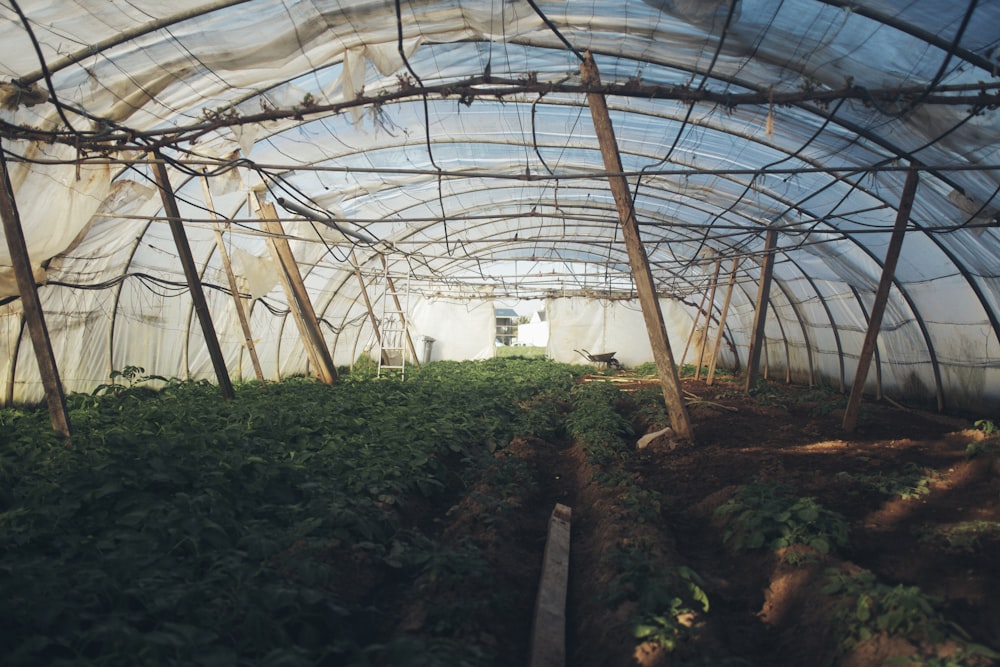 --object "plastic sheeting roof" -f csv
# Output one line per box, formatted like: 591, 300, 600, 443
1, 0, 999, 412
